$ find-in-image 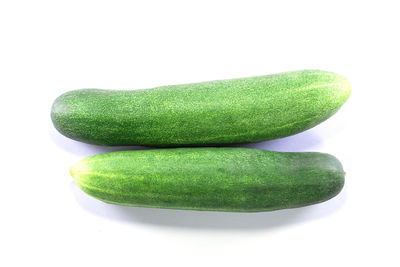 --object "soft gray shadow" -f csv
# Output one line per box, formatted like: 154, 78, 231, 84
50, 123, 322, 156
70, 181, 347, 231
49, 127, 150, 156
230, 129, 322, 152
